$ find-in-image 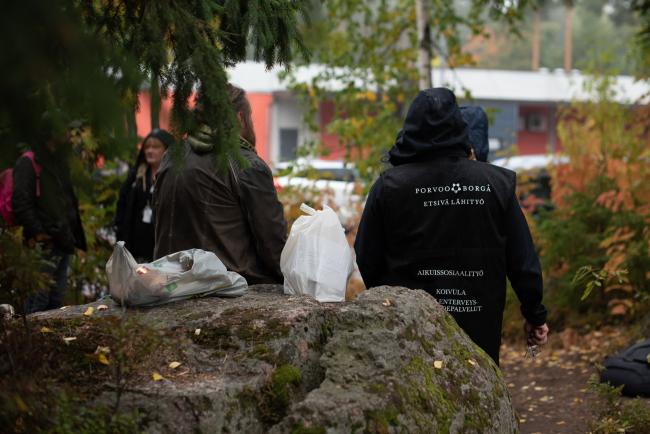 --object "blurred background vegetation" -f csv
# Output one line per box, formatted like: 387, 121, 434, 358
1, 1, 650, 432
